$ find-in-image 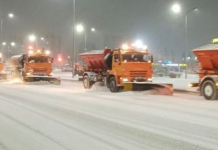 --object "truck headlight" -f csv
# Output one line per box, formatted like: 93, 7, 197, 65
147, 78, 153, 82
122, 78, 129, 82
26, 72, 31, 76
